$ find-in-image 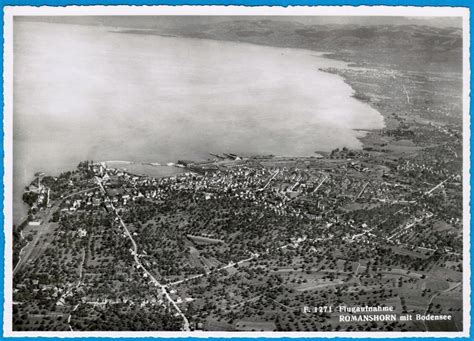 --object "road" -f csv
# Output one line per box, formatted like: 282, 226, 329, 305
258, 169, 279, 191
62, 186, 100, 200
355, 182, 369, 200
387, 221, 416, 242
355, 262, 361, 275
313, 175, 328, 193
67, 303, 80, 331
168, 254, 259, 287
424, 177, 451, 196
96, 176, 190, 331
77, 248, 86, 287
13, 240, 30, 274
373, 198, 416, 204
